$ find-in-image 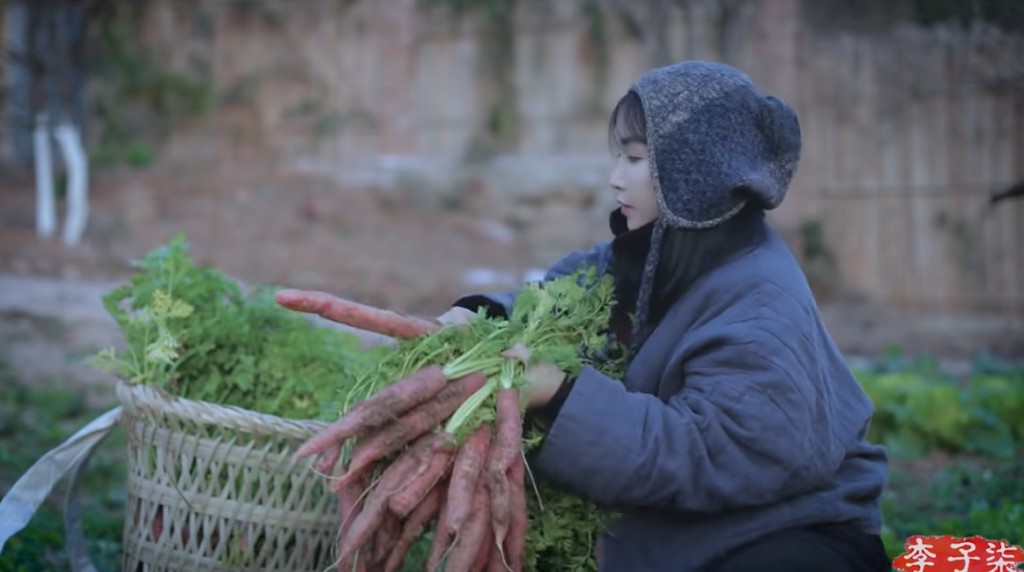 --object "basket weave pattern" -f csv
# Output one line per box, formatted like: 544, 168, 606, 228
117, 382, 338, 571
